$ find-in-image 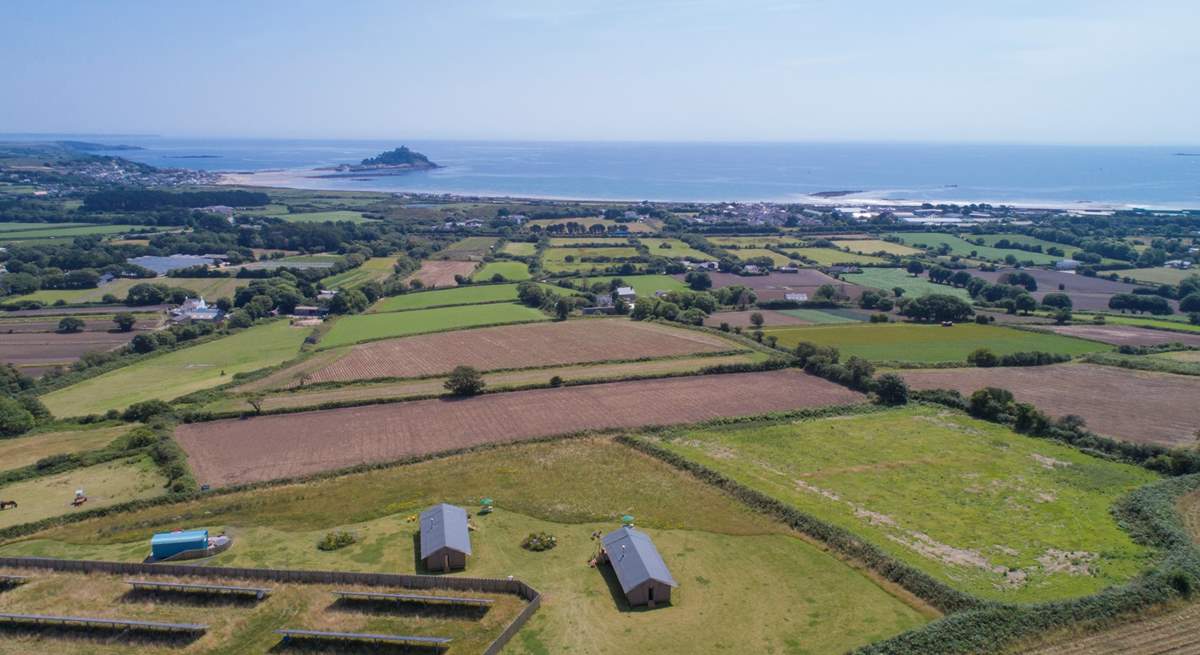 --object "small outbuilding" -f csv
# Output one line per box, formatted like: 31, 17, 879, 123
419, 504, 472, 572
151, 529, 209, 561
599, 526, 677, 607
